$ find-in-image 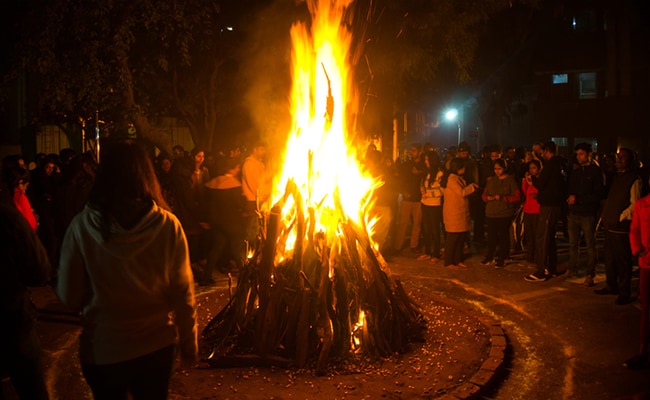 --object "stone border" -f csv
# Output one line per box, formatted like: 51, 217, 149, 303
422, 294, 508, 400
